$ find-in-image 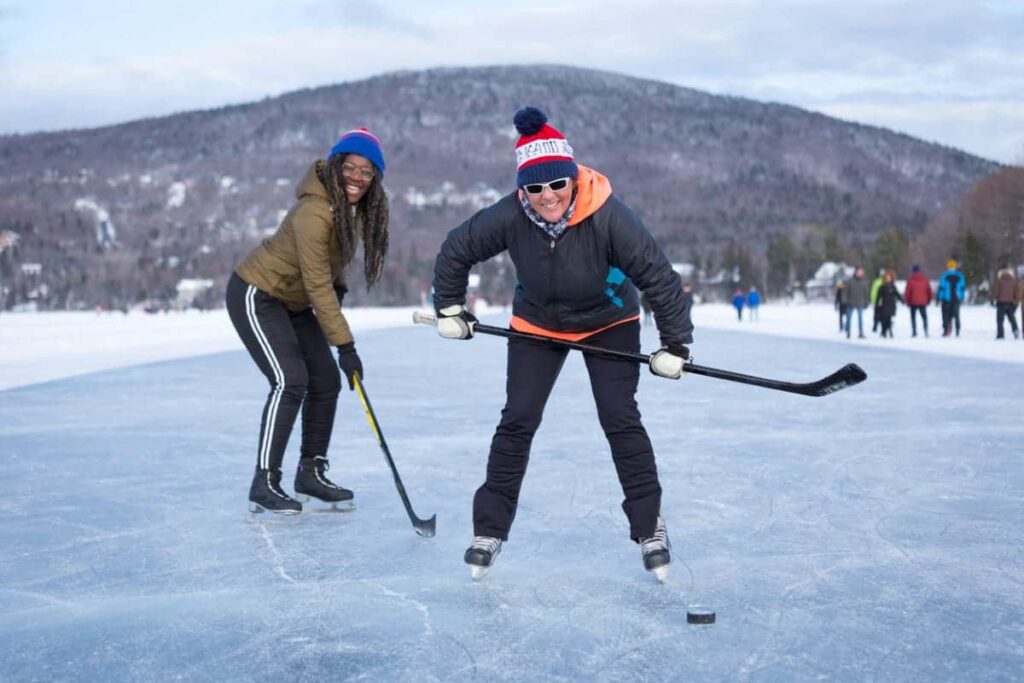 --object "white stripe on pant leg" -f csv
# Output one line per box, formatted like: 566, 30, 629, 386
245, 285, 285, 471
247, 286, 283, 470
